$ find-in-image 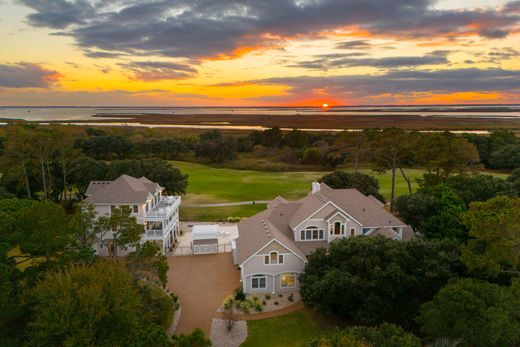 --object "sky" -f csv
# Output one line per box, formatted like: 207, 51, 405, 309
0, 0, 519, 106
